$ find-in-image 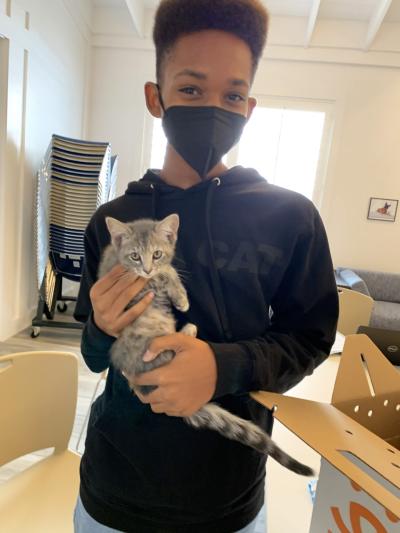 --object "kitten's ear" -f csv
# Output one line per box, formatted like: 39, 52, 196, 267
105, 217, 129, 249
155, 214, 179, 243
